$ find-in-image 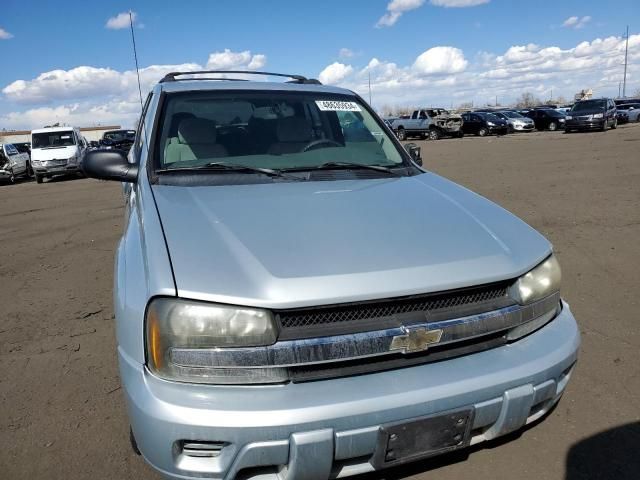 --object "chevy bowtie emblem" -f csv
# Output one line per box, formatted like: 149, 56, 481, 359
390, 327, 443, 354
